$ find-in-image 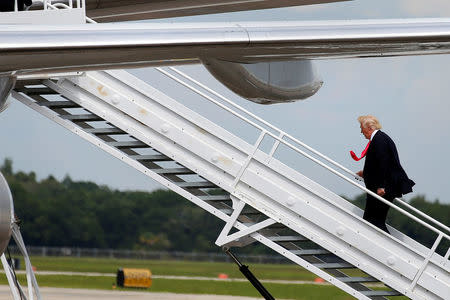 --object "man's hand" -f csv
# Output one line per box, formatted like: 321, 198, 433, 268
356, 170, 363, 178
377, 188, 386, 196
